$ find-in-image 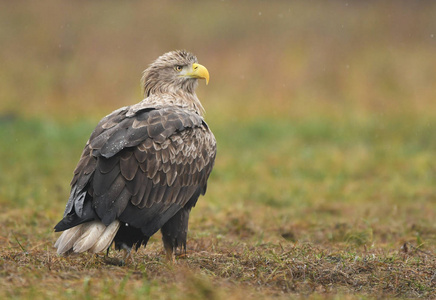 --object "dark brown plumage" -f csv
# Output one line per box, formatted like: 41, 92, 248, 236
54, 50, 216, 263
